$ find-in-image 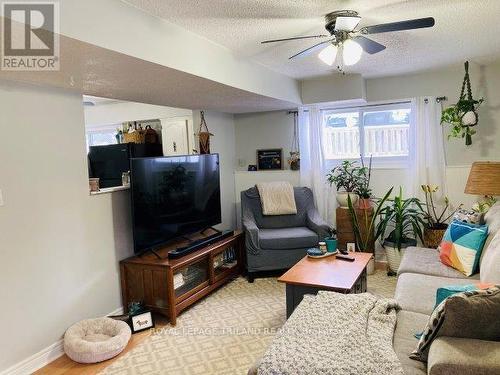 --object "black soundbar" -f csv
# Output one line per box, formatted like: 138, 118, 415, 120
168, 230, 235, 259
